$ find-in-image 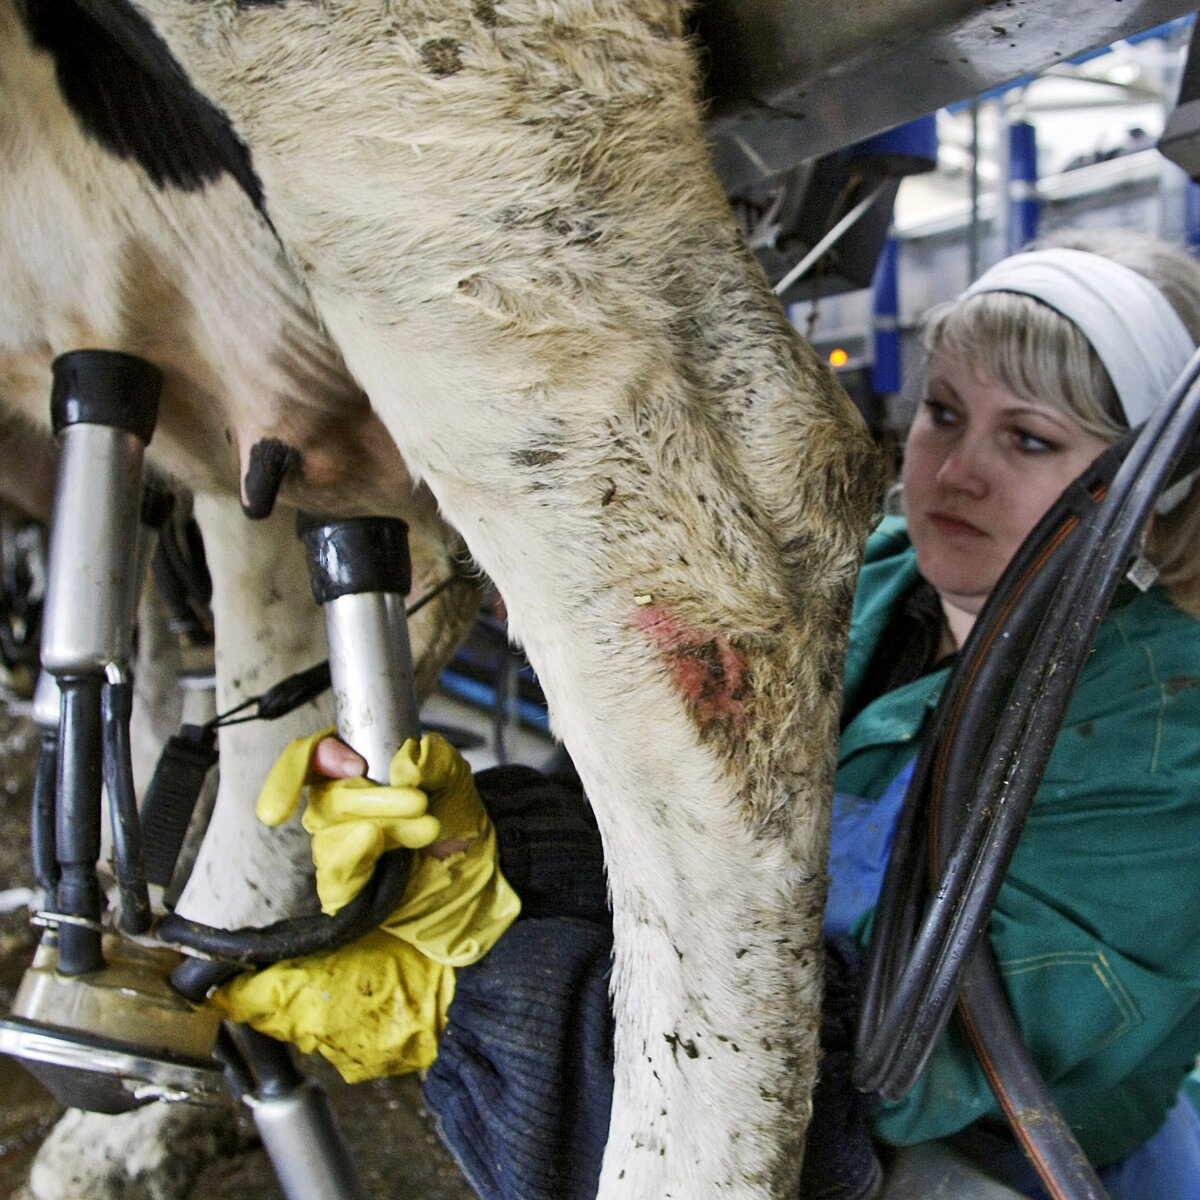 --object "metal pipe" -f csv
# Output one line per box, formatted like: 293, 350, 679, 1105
220, 515, 421, 1200
871, 235, 901, 397
322, 591, 419, 781
299, 515, 420, 777
247, 1078, 370, 1200
39, 350, 160, 972
772, 180, 890, 297
1007, 119, 1040, 254
162, 515, 421, 965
